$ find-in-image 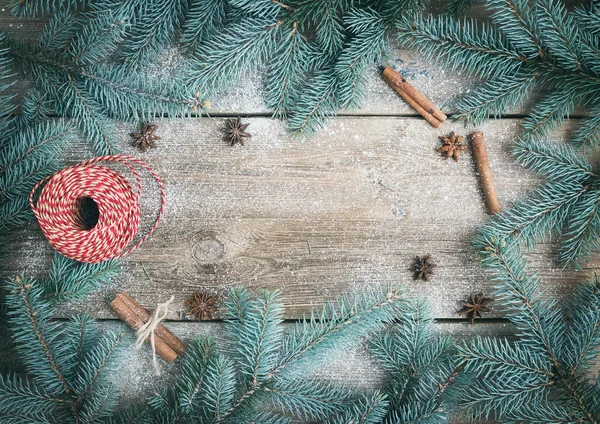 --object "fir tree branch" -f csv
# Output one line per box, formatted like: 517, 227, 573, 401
119, 0, 188, 70
266, 22, 311, 118
213, 287, 405, 423
74, 332, 124, 399
480, 180, 587, 249
288, 67, 338, 134
557, 192, 600, 267
512, 138, 593, 182
459, 337, 554, 378
39, 10, 78, 53
0, 373, 65, 418
177, 338, 215, 414
396, 16, 529, 80
475, 236, 600, 422
477, 238, 562, 367
487, 0, 543, 58
328, 392, 387, 424
572, 110, 600, 149
10, 279, 72, 396
0, 197, 34, 230
560, 378, 598, 424
5, 277, 81, 423
446, 0, 477, 17
8, 0, 88, 16
452, 72, 538, 125
537, 0, 583, 71
180, 0, 228, 55
0, 121, 71, 175
522, 88, 580, 140
564, 278, 600, 375
42, 255, 121, 303
276, 286, 405, 377
224, 290, 283, 391
267, 379, 351, 421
